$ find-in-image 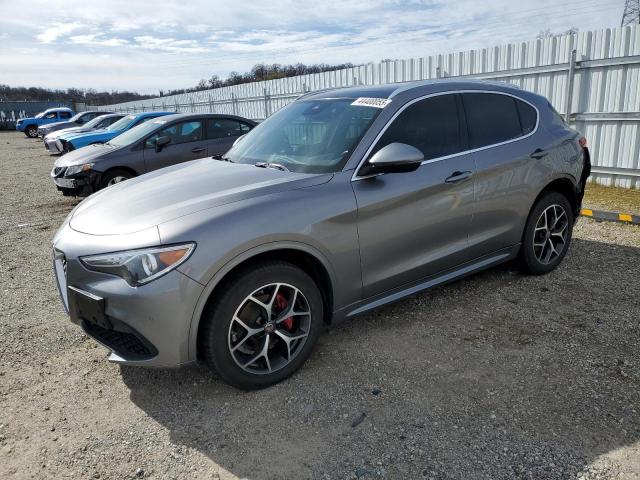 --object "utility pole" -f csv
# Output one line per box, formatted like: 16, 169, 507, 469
621, 0, 640, 26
